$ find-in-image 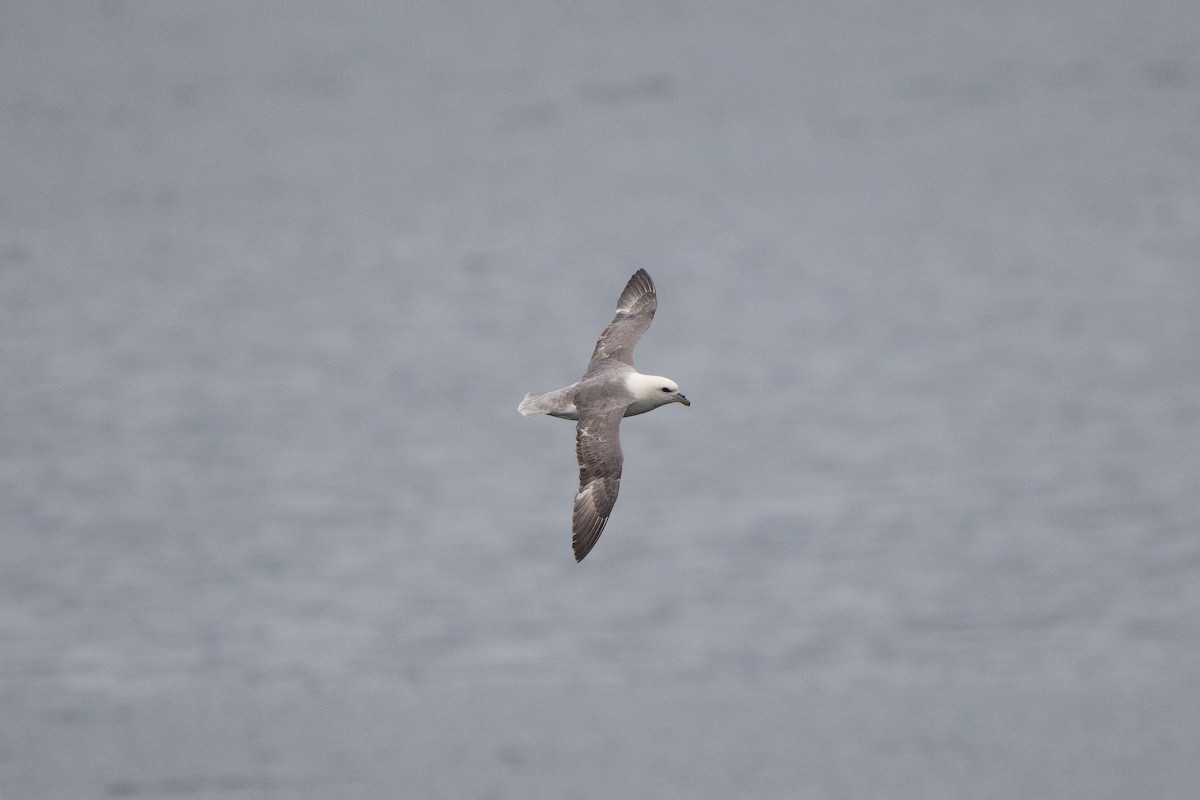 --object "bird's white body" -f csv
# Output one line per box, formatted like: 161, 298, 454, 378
519, 372, 685, 420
